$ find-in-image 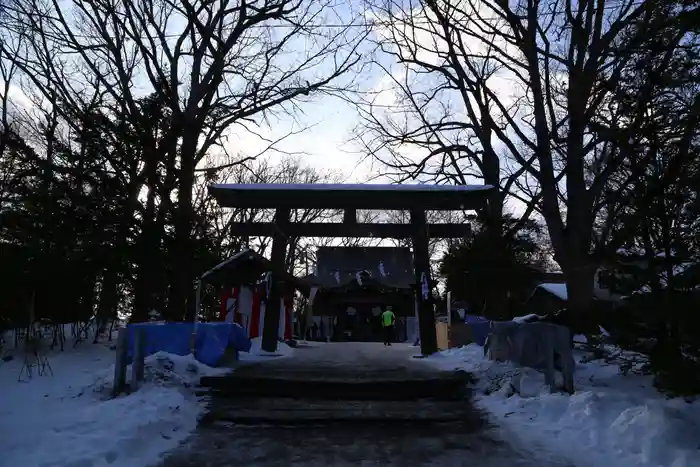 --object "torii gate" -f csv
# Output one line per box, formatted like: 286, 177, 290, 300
207, 183, 493, 355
